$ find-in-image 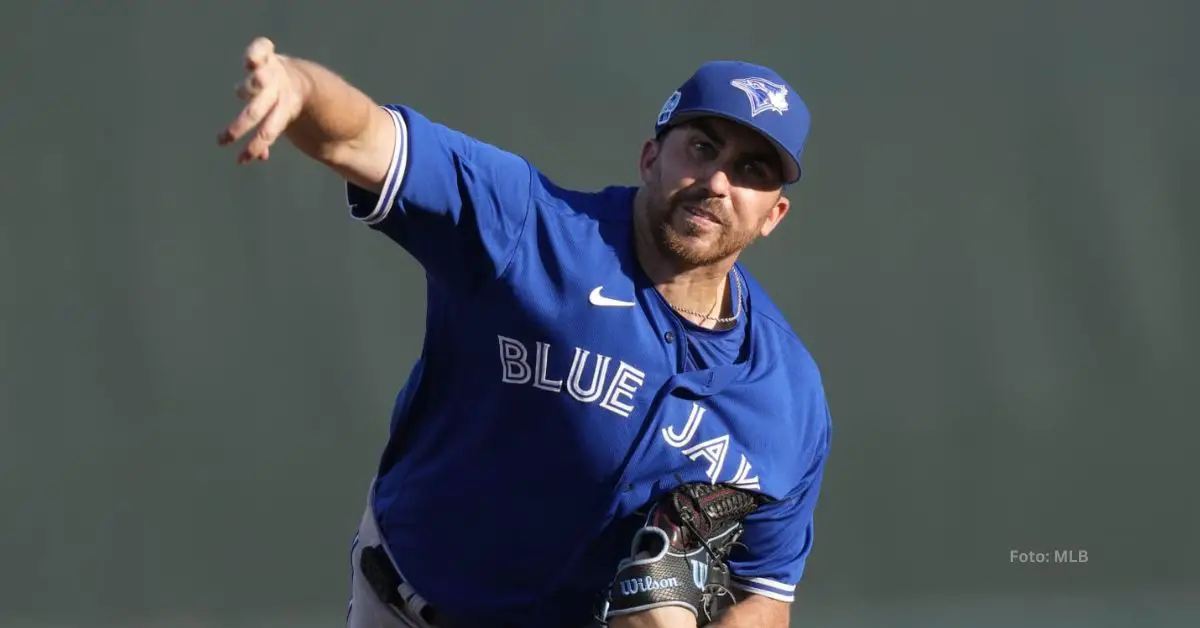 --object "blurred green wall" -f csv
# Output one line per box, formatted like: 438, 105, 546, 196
1, 1, 1196, 626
